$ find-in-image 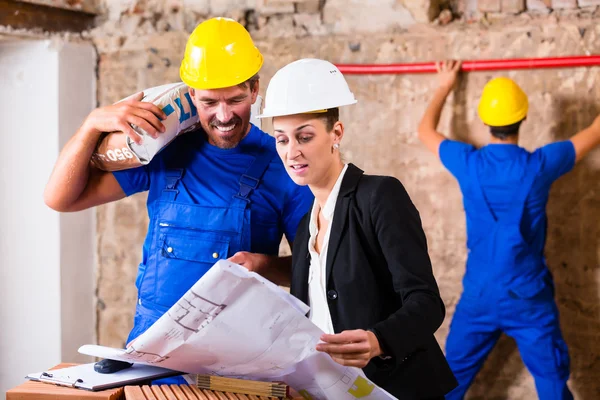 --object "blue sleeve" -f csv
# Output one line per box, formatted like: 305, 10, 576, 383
282, 184, 314, 243
112, 164, 151, 196
536, 141, 576, 184
439, 139, 476, 182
